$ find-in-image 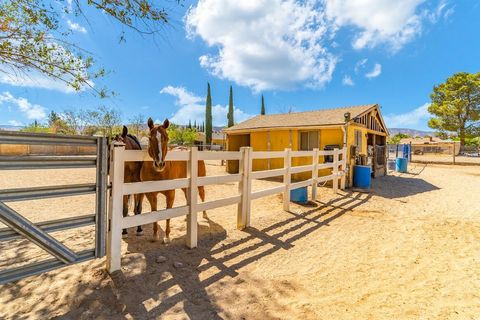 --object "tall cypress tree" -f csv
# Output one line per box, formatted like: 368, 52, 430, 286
205, 83, 213, 144
227, 85, 234, 127
261, 94, 266, 115
194, 120, 197, 131
188, 119, 192, 129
